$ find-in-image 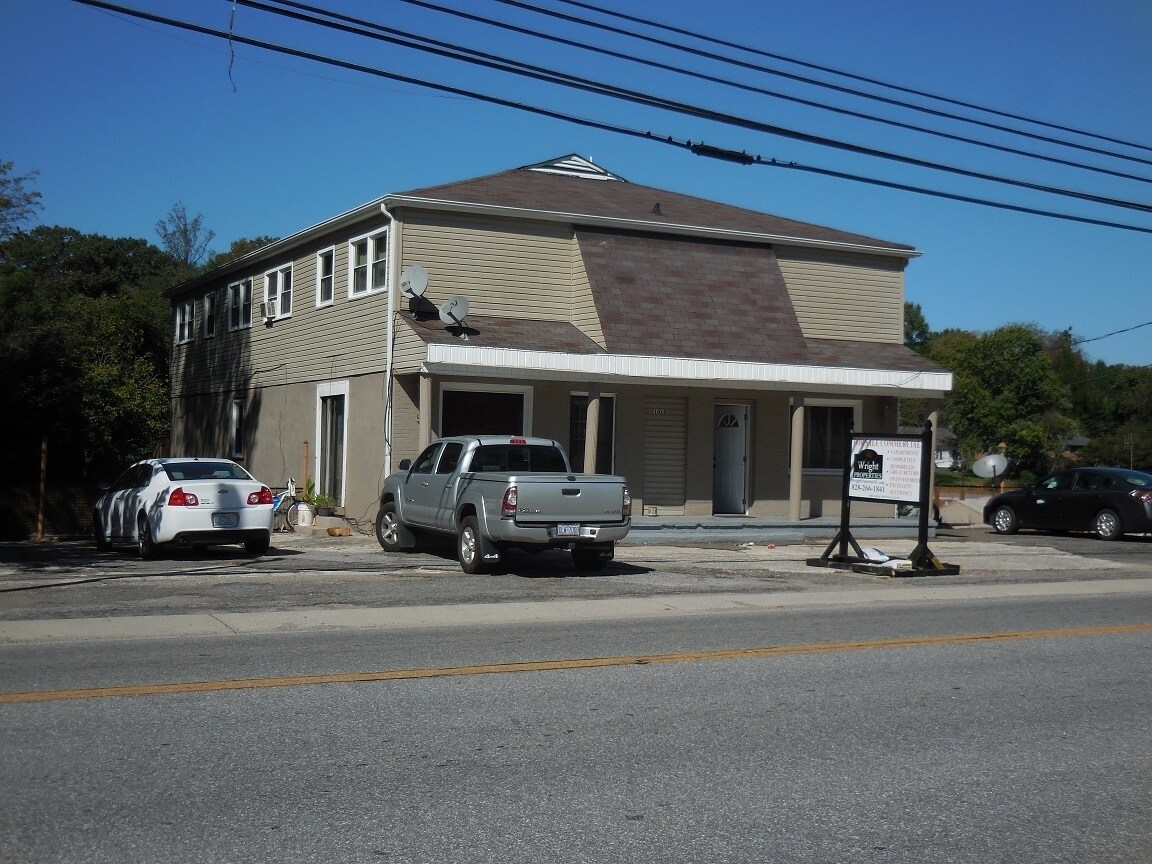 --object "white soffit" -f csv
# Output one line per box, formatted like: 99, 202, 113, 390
423, 344, 952, 397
